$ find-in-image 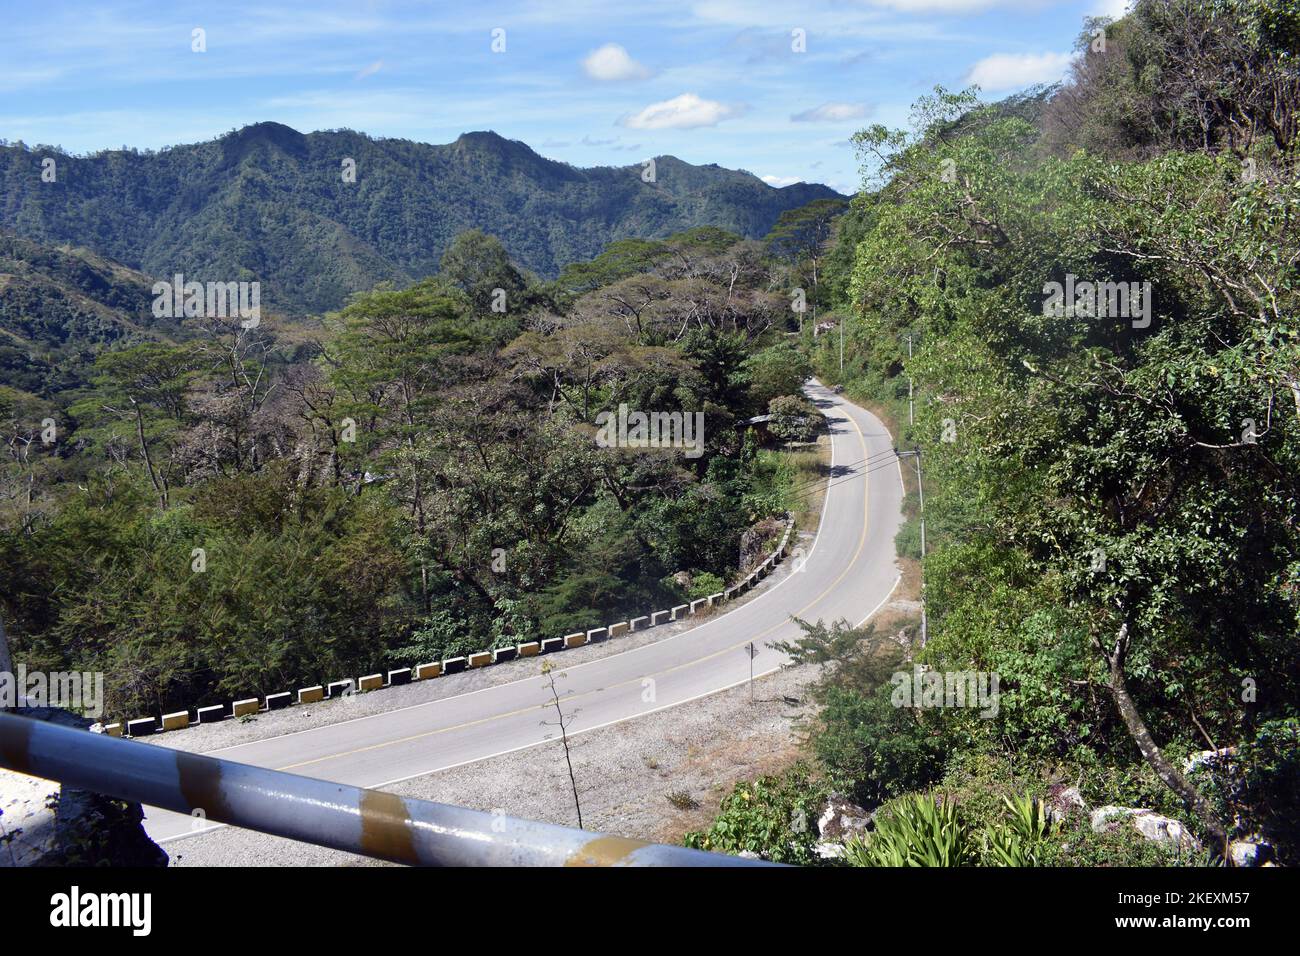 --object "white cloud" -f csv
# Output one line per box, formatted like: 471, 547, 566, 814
792, 102, 873, 123
965, 51, 1072, 92
762, 174, 802, 187
867, 0, 1001, 11
355, 60, 384, 80
621, 93, 738, 130
582, 43, 652, 82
